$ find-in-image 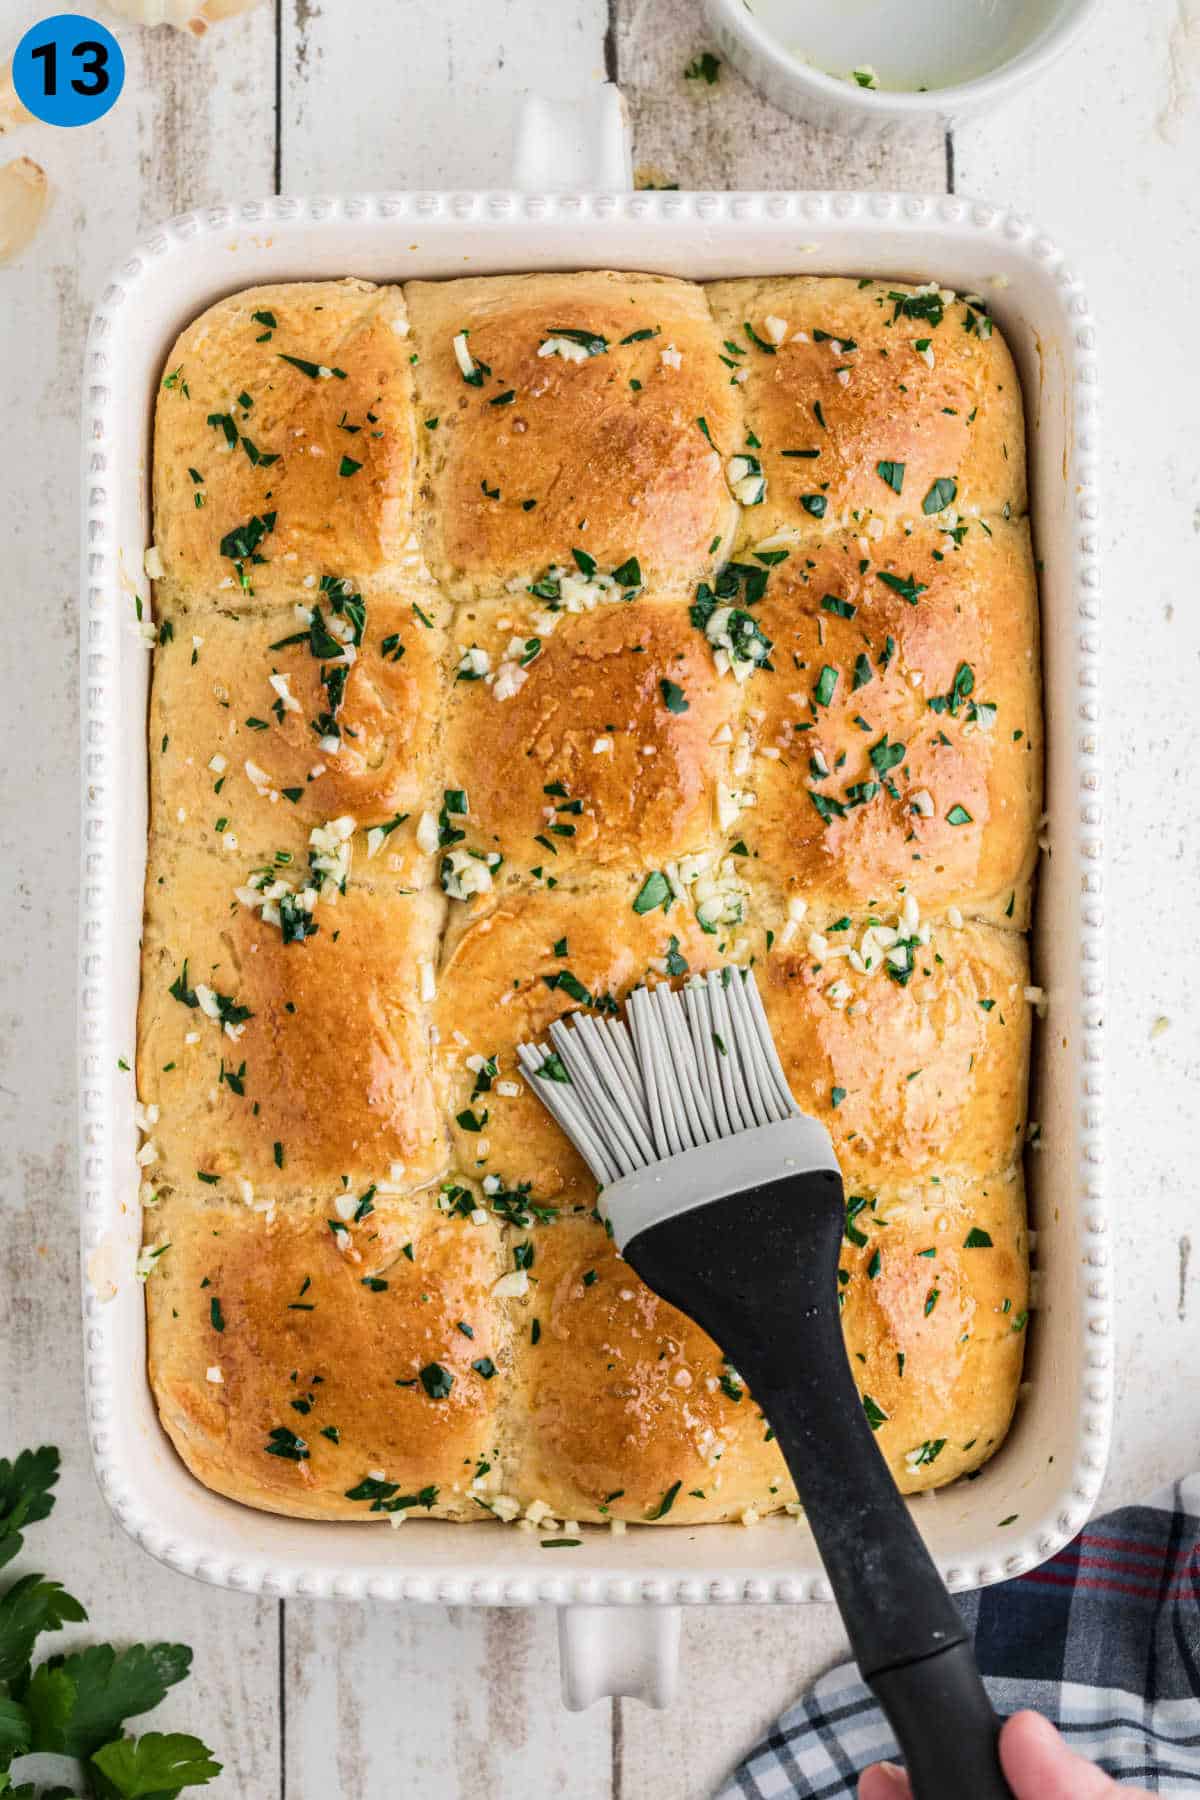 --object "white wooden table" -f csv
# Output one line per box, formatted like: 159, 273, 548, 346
2, 0, 1198, 1792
